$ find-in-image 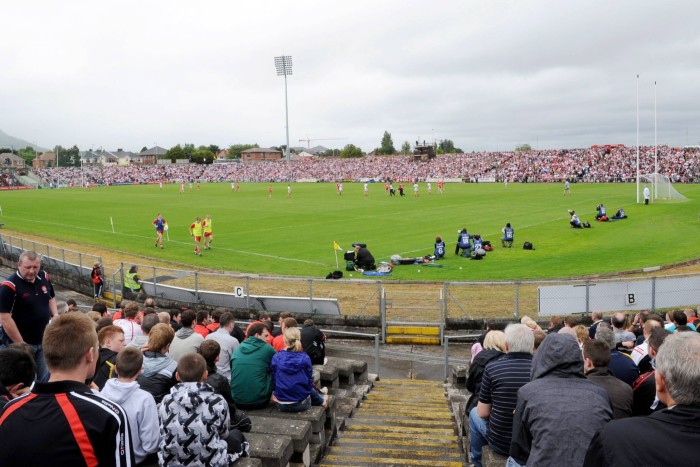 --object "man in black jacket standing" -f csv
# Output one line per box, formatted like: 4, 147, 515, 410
585, 332, 700, 466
